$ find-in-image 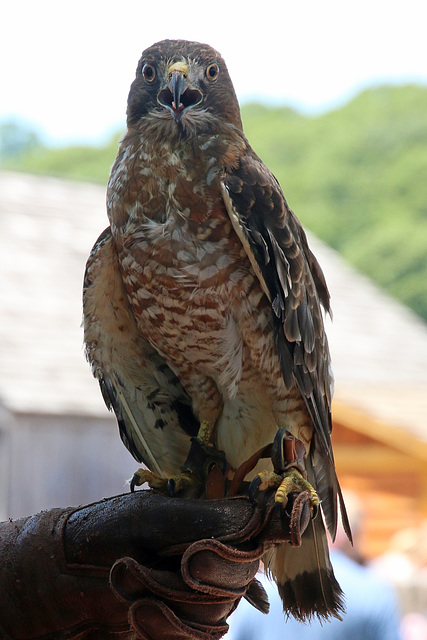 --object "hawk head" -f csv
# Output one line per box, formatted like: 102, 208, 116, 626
126, 39, 243, 138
